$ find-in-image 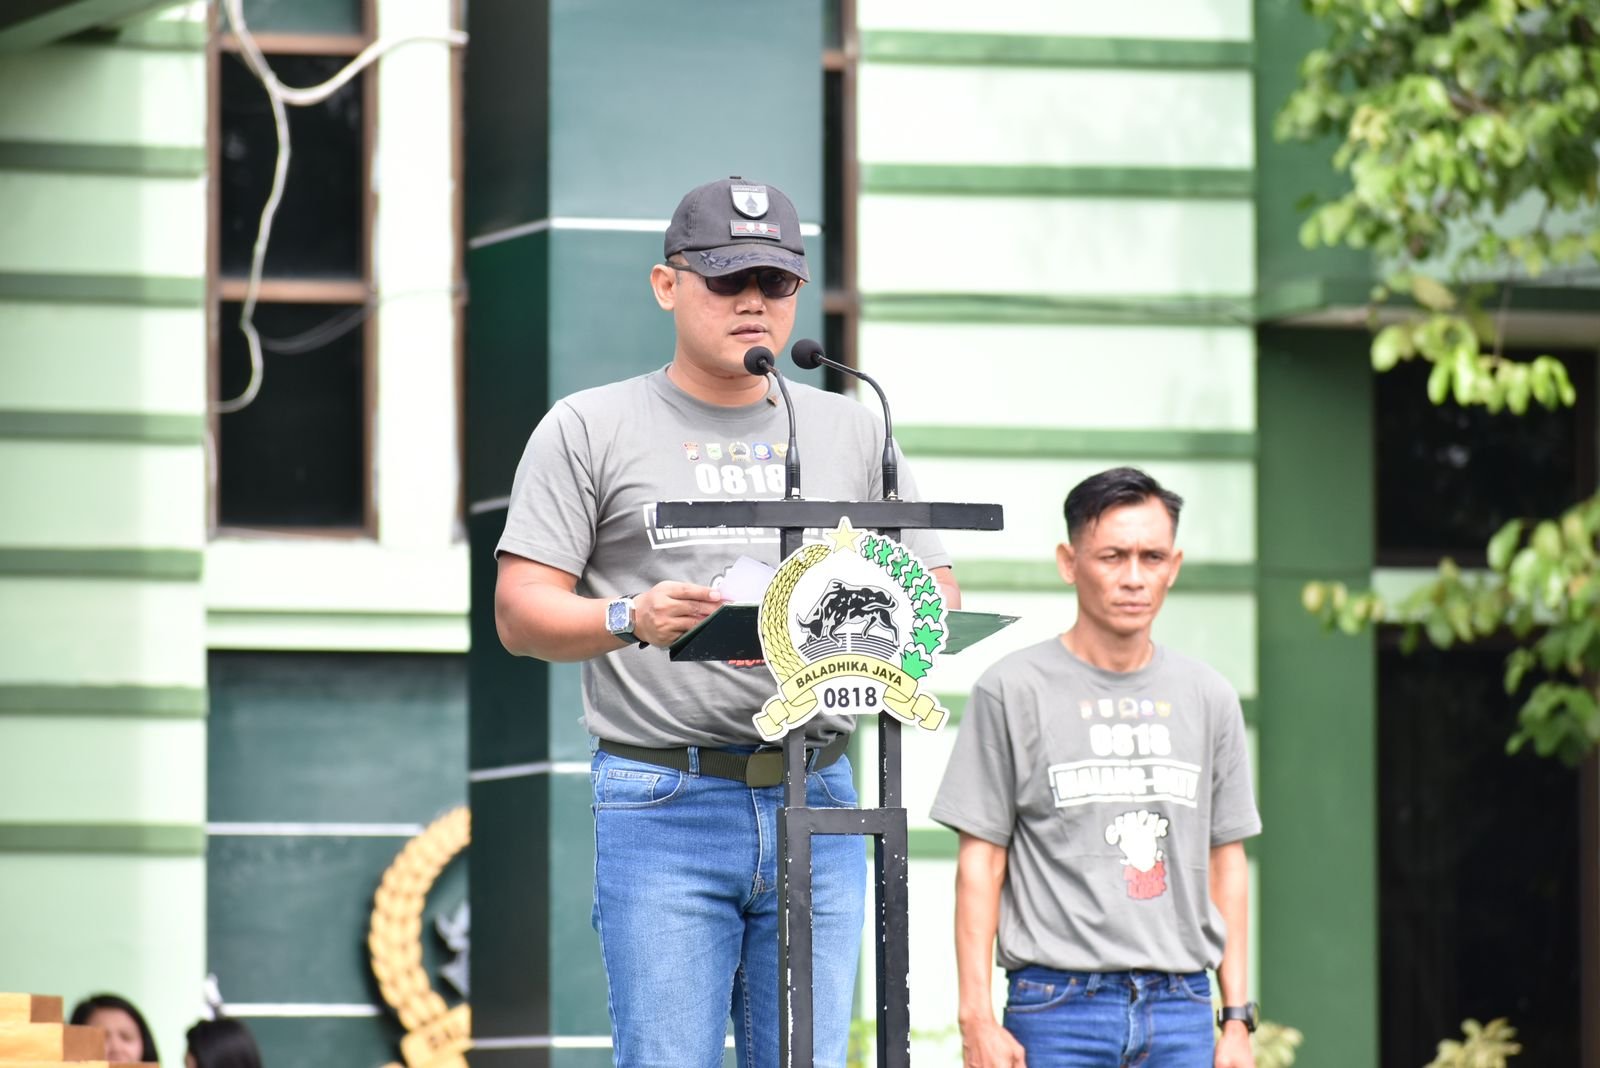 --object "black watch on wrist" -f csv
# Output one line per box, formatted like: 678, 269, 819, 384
1218, 1002, 1259, 1033
605, 594, 643, 646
